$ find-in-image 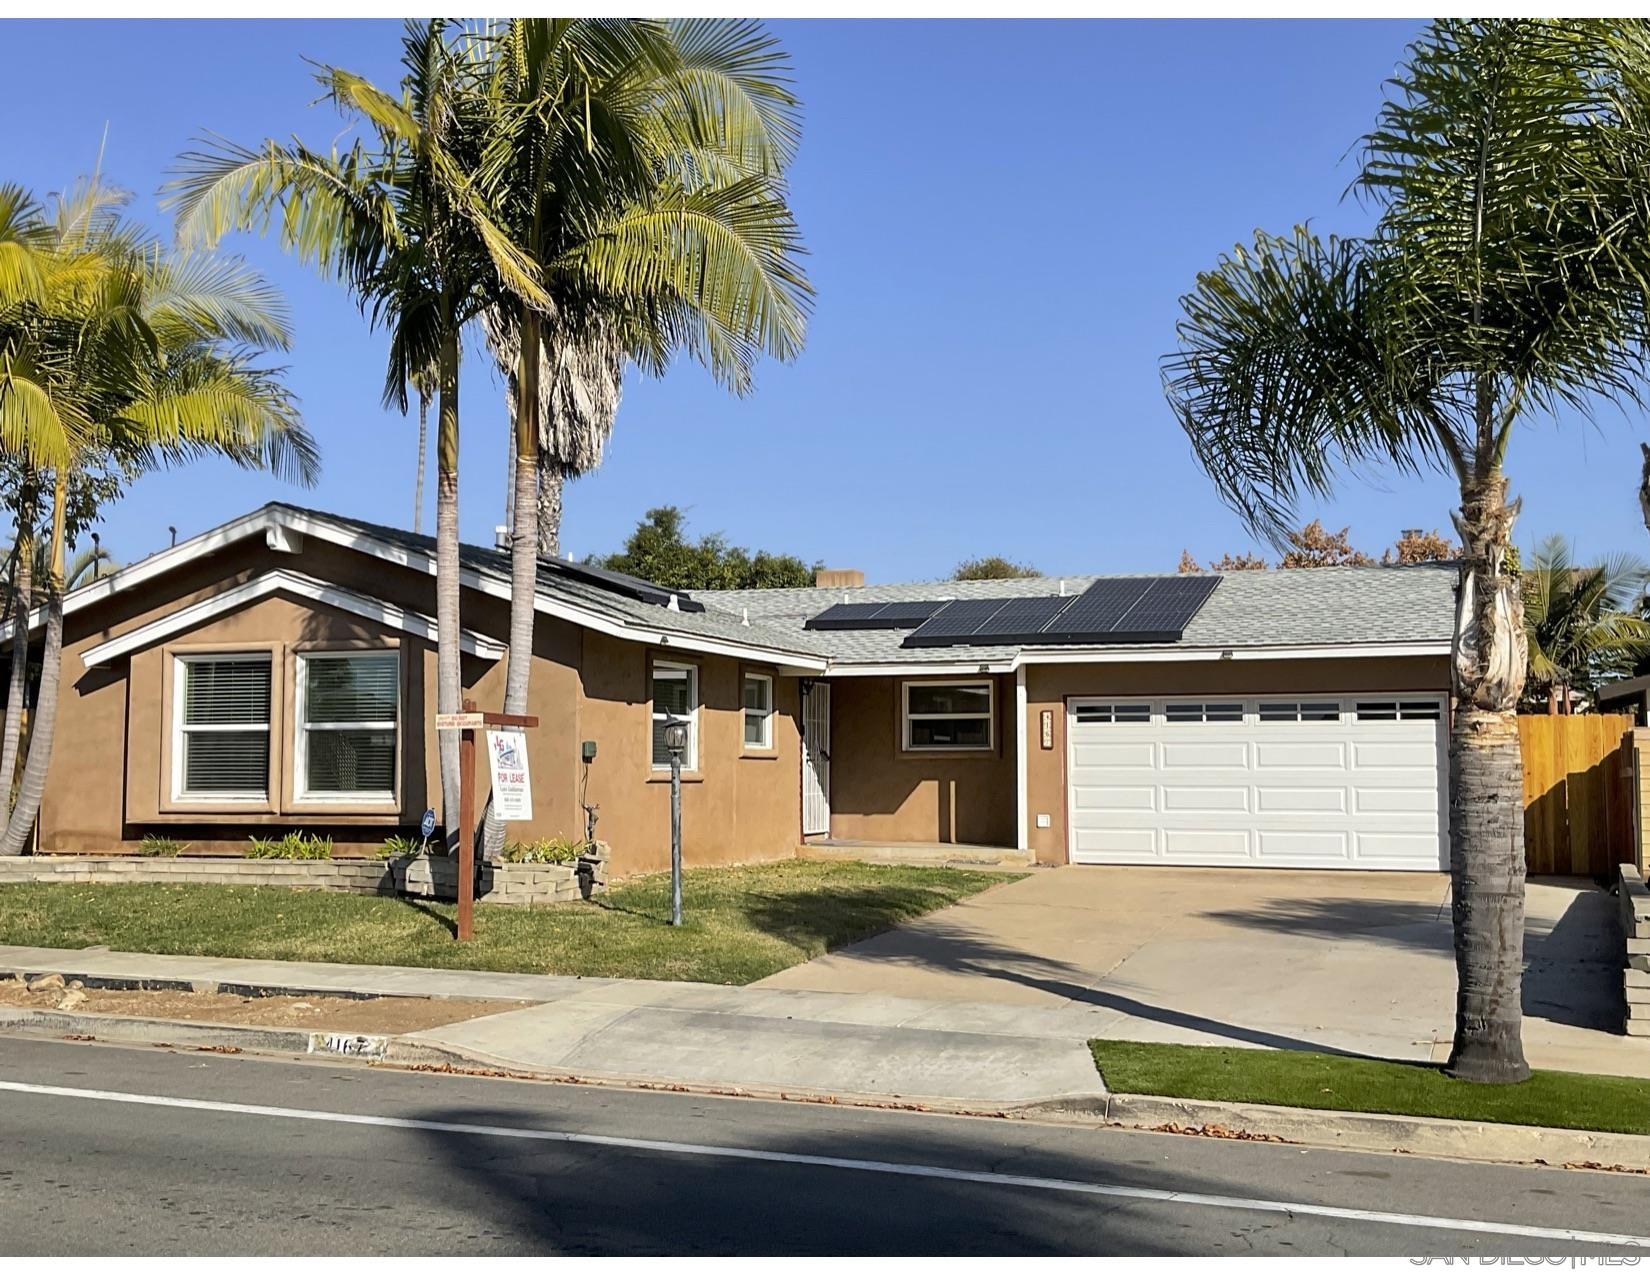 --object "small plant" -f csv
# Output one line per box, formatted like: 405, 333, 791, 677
501, 836, 584, 864
247, 832, 333, 860
378, 833, 425, 858
138, 835, 188, 857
